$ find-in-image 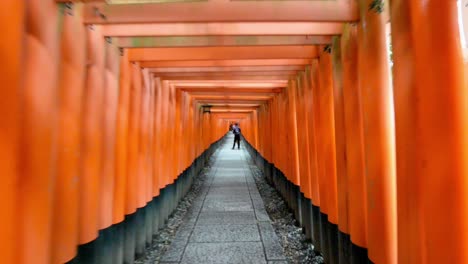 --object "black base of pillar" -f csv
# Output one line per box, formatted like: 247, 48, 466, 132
338, 231, 351, 264
311, 204, 321, 252
300, 194, 312, 240
351, 242, 370, 264
328, 222, 339, 264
